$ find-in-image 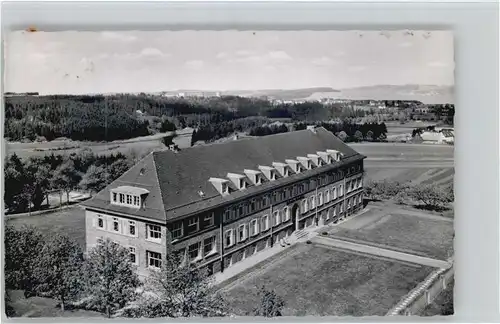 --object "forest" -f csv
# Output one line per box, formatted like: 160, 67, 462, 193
4, 94, 369, 142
